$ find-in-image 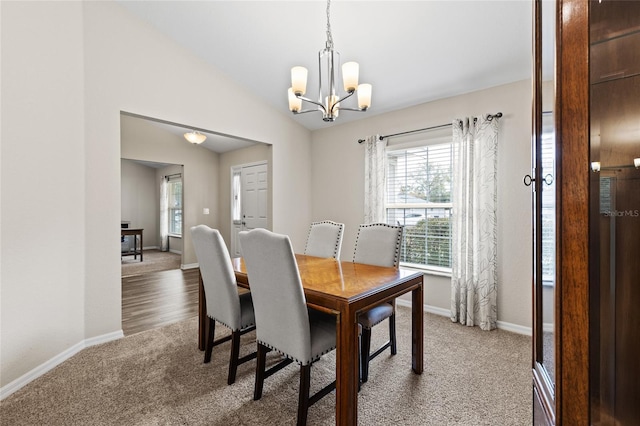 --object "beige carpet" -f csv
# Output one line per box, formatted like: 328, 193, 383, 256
0, 308, 532, 425
122, 250, 181, 277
